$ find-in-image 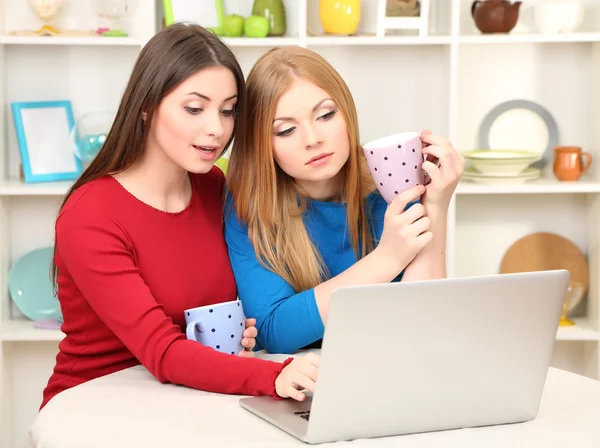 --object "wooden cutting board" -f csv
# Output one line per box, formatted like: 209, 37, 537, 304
499, 232, 589, 294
